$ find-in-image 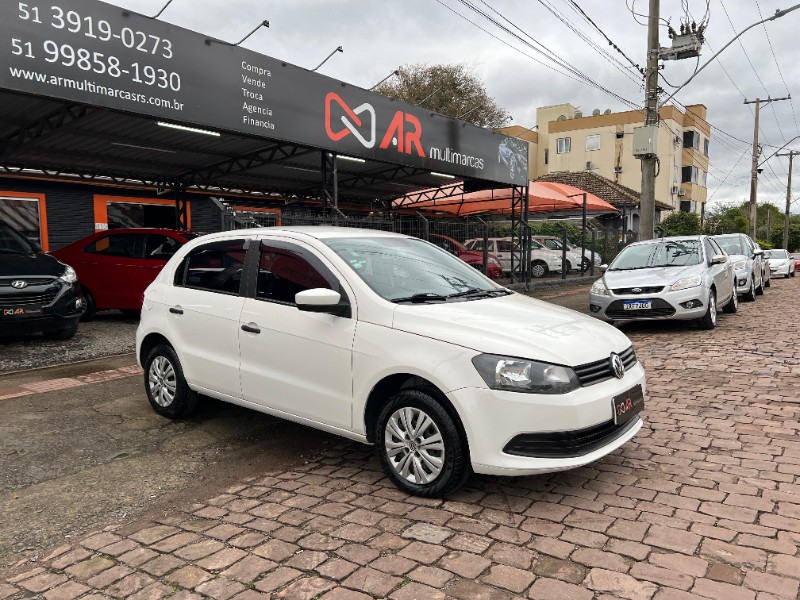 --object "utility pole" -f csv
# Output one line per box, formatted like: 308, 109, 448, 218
744, 96, 790, 239
777, 150, 798, 249
639, 0, 660, 242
